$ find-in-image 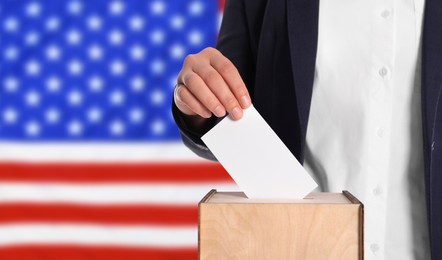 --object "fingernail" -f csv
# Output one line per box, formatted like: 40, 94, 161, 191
231, 107, 242, 120
203, 112, 212, 118
241, 96, 250, 108
214, 106, 226, 117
